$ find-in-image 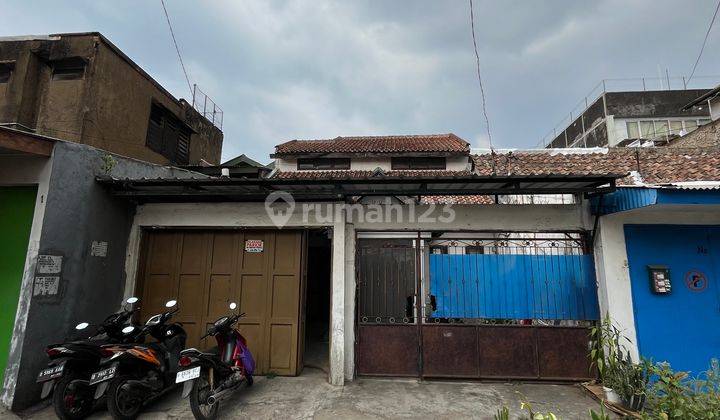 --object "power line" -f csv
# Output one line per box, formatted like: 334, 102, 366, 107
160, 0, 193, 97
688, 0, 720, 84
469, 0, 493, 150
